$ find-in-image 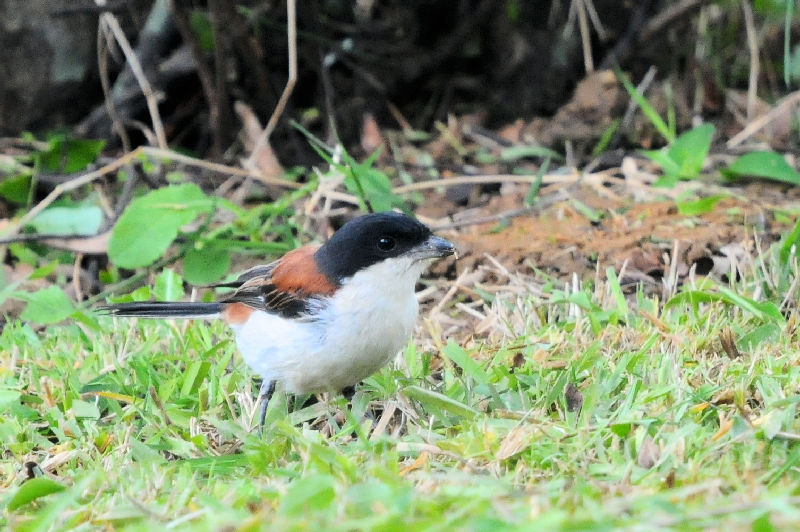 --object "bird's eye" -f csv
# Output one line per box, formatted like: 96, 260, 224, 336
377, 236, 396, 252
